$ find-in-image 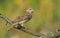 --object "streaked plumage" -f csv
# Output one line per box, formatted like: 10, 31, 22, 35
8, 8, 34, 31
